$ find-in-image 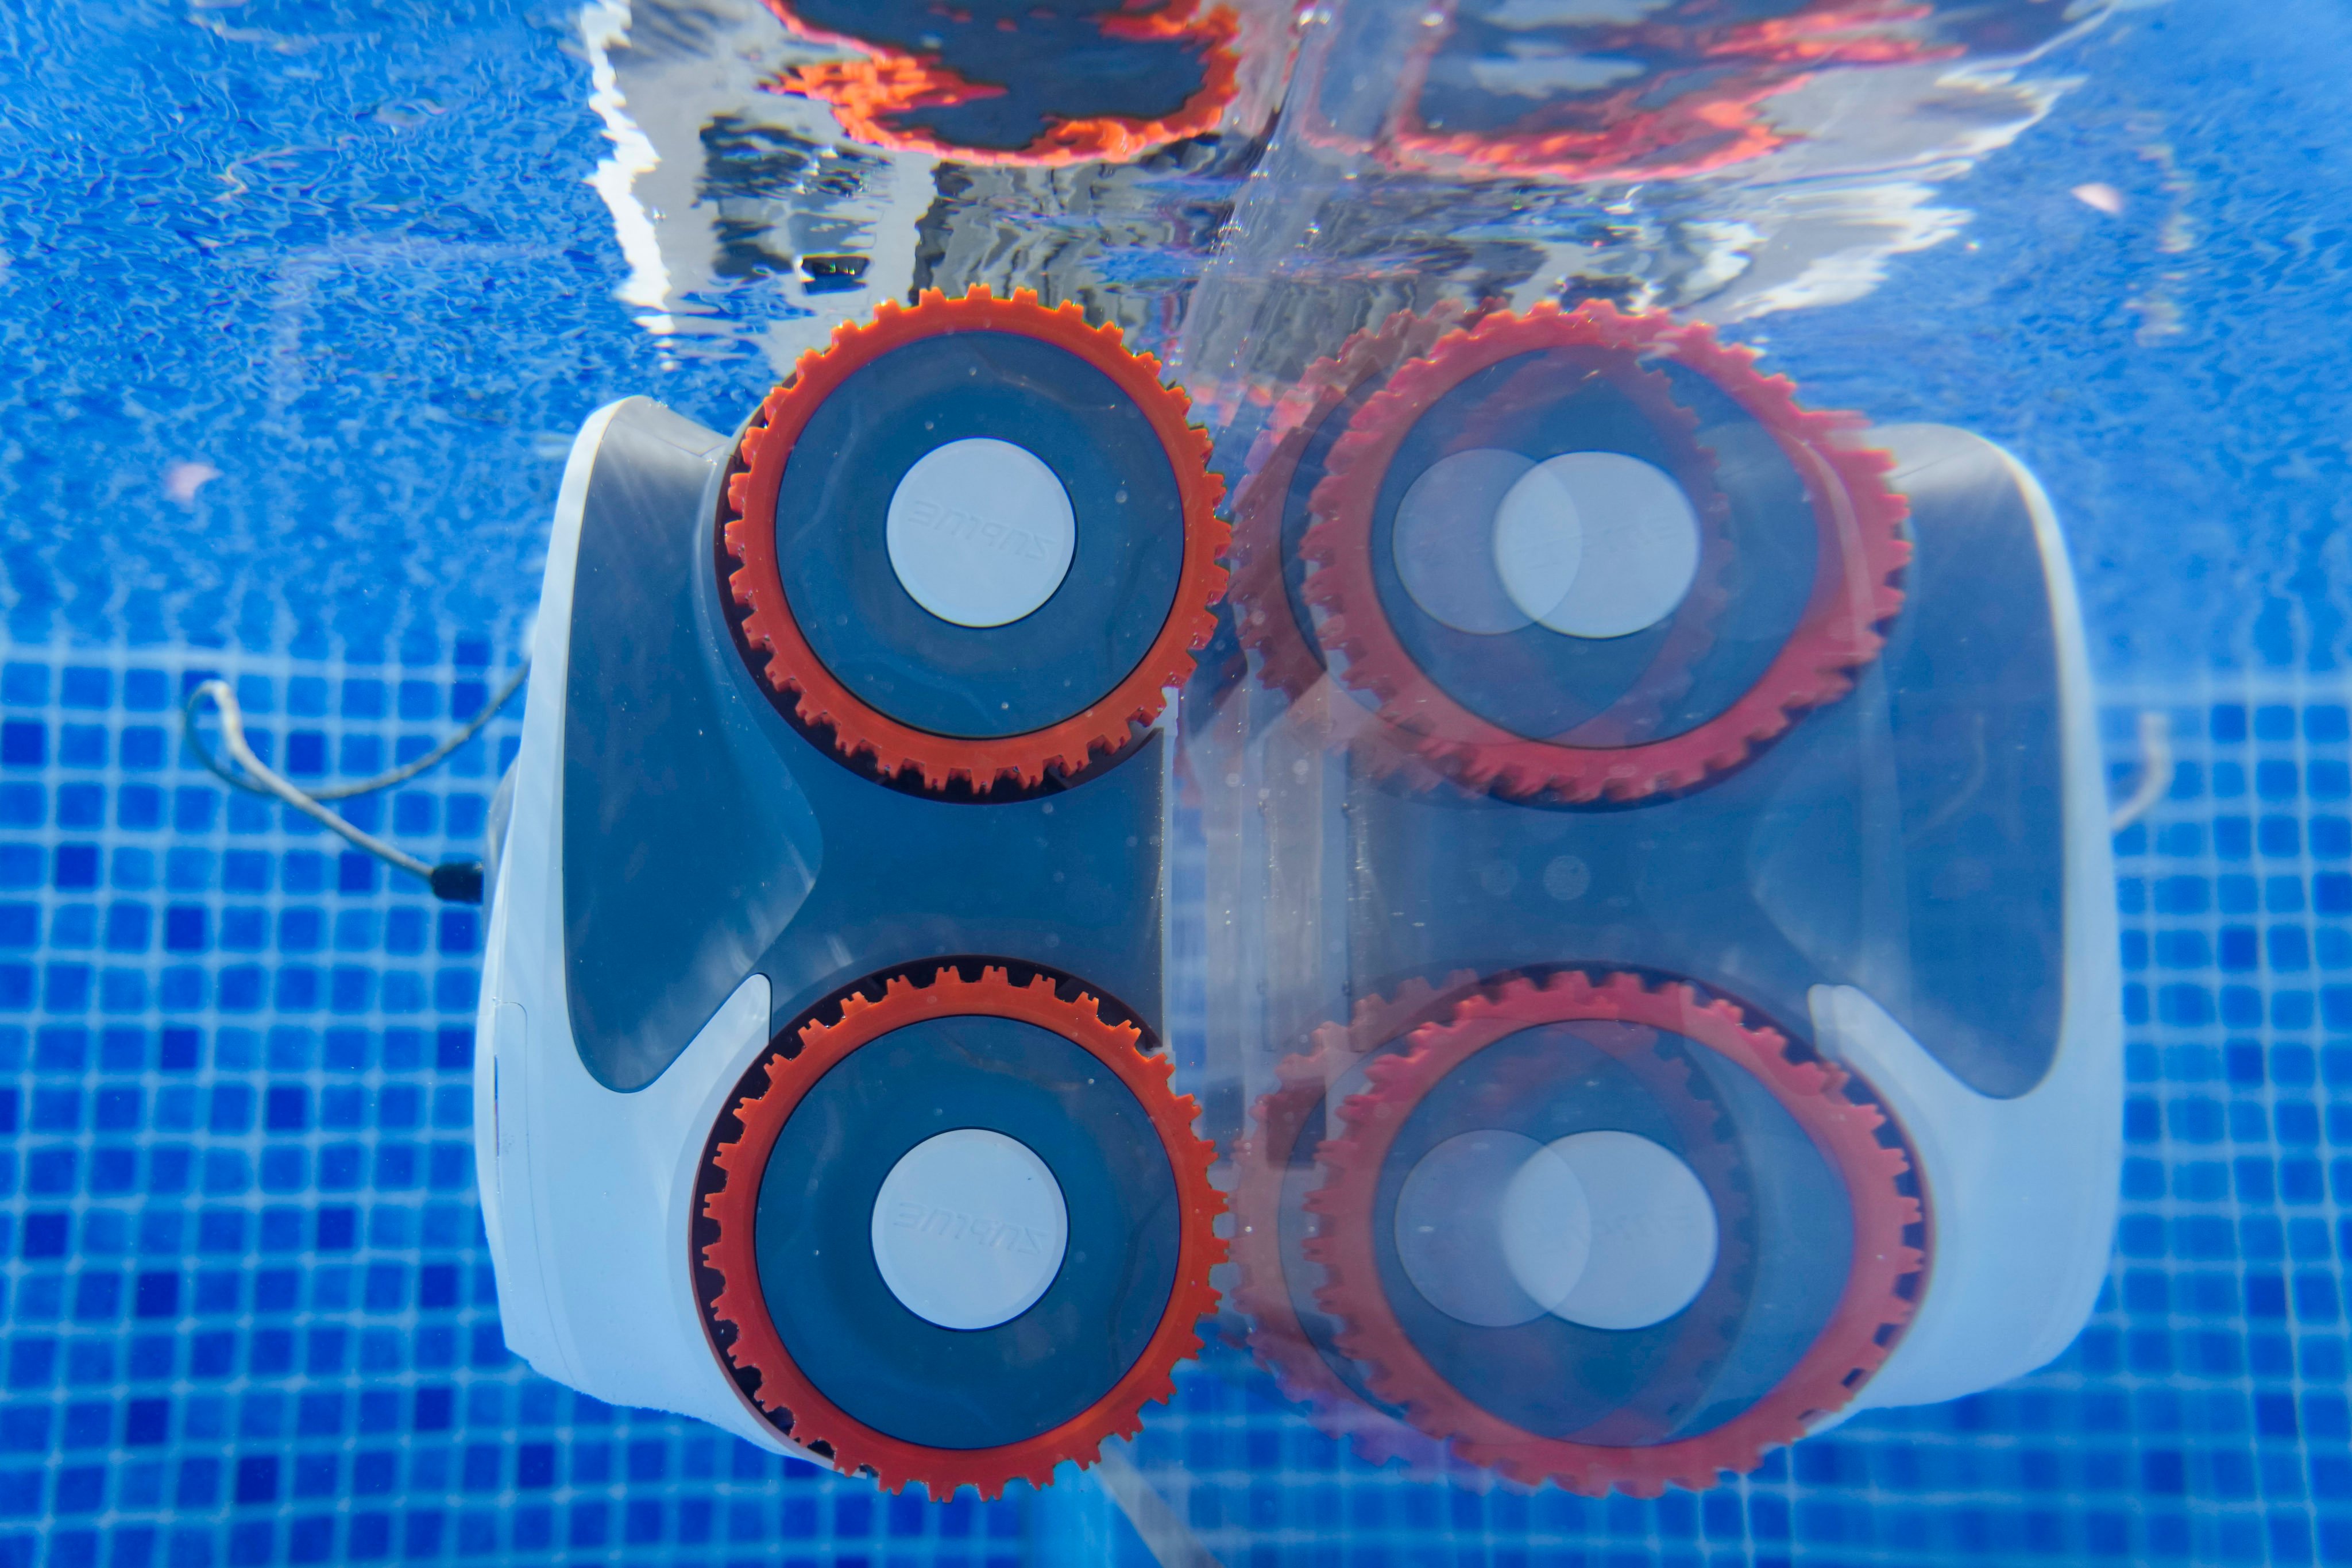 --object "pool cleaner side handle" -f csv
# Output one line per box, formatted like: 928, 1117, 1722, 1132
1813, 427, 2123, 1415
